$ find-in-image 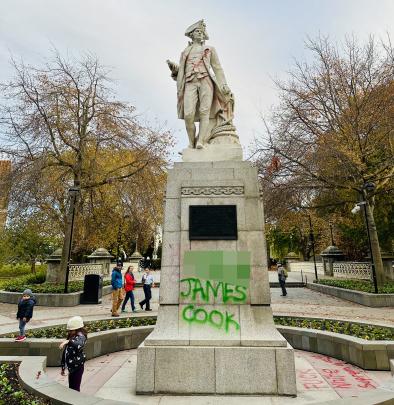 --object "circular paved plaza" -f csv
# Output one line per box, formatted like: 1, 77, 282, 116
45, 348, 392, 404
